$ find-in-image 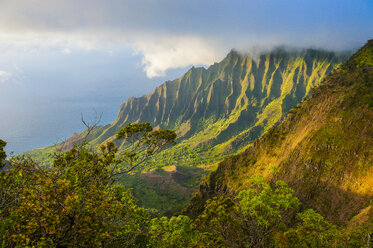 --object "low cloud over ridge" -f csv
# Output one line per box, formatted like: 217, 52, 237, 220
0, 0, 372, 78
